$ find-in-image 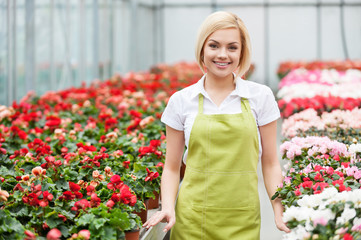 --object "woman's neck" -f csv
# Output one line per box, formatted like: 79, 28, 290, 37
204, 73, 235, 92
203, 73, 236, 107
